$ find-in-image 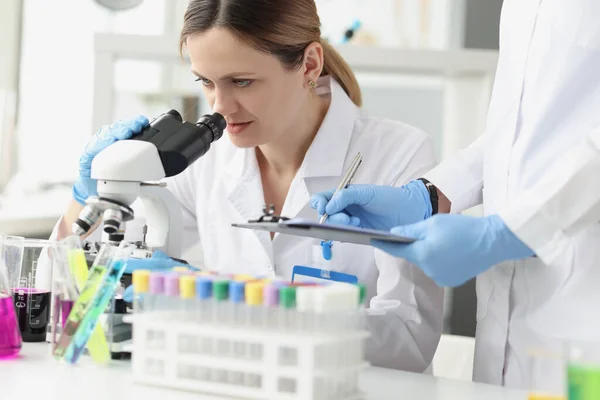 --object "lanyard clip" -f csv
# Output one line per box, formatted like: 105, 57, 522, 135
251, 204, 290, 223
